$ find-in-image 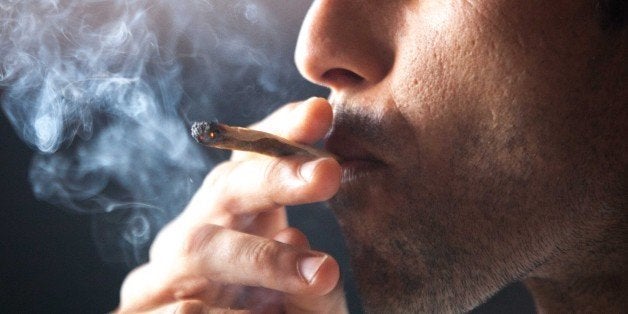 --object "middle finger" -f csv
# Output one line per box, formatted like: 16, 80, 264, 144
119, 224, 339, 312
